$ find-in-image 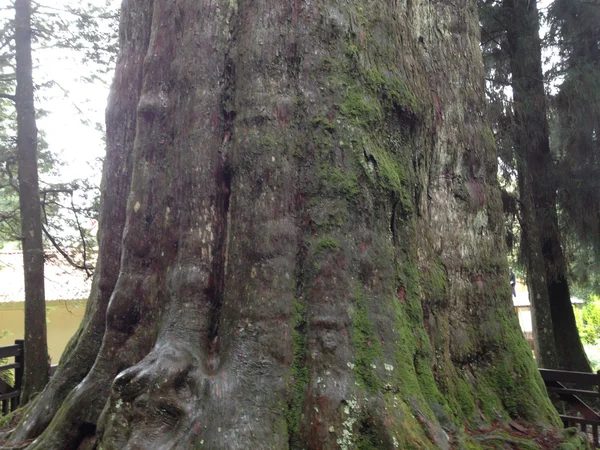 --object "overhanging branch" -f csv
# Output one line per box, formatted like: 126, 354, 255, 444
41, 222, 94, 273
0, 92, 16, 102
